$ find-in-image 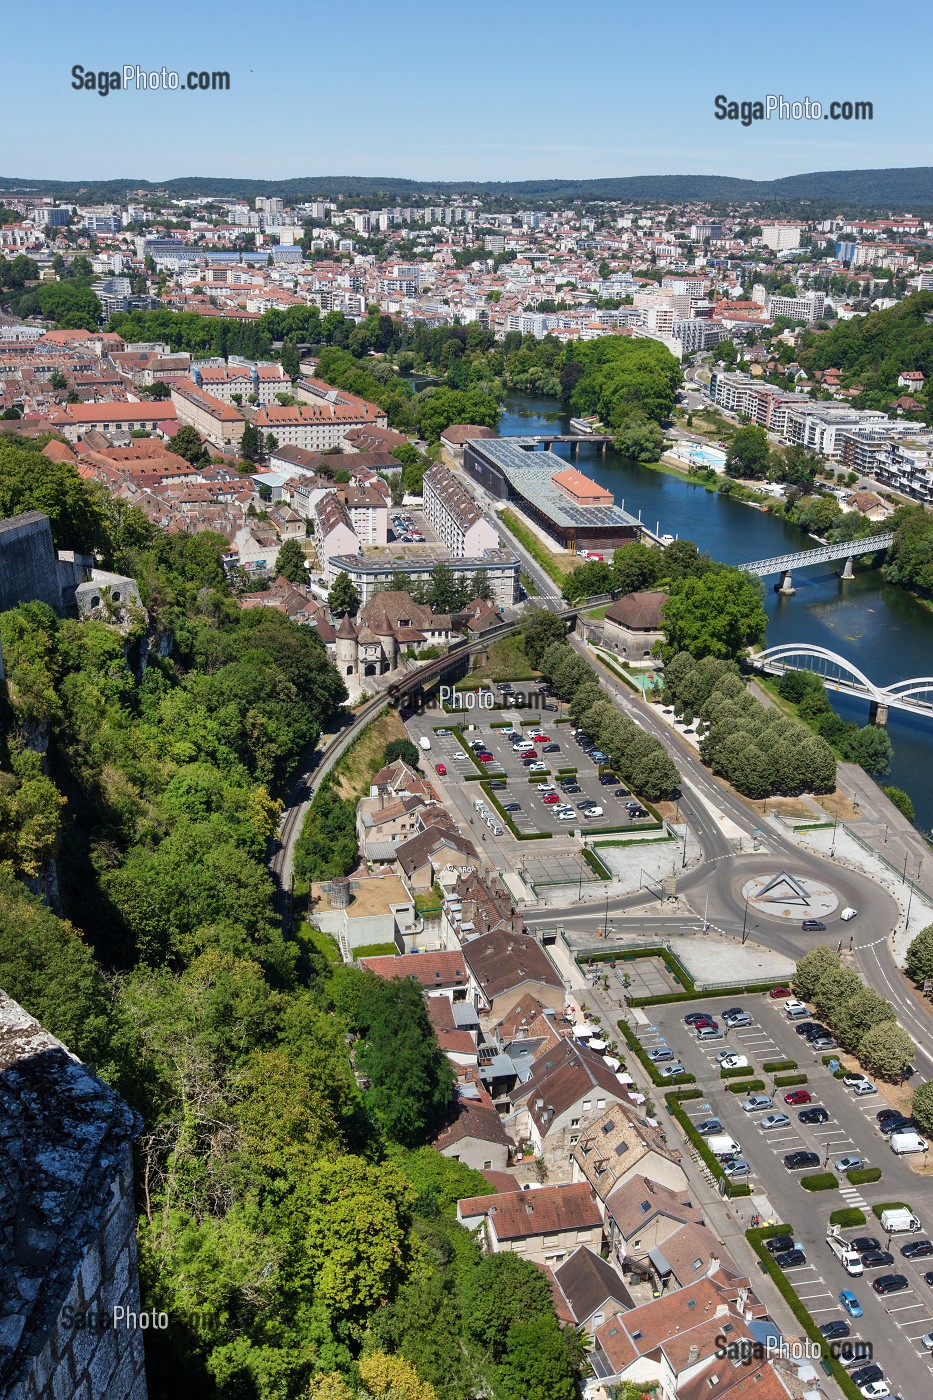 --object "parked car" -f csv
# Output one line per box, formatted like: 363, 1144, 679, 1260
853, 1081, 877, 1096
741, 1095, 773, 1112
697, 1025, 724, 1041
502, 802, 522, 812
802, 919, 827, 931
530, 732, 550, 743
901, 1239, 933, 1259
696, 1119, 722, 1135
835, 1156, 864, 1174
599, 773, 618, 785
718, 1053, 747, 1068
784, 1151, 820, 1170
769, 986, 792, 999
774, 1248, 807, 1268
843, 1074, 873, 1090
542, 743, 561, 753
803, 1024, 831, 1041
879, 1116, 913, 1136
724, 1011, 752, 1028
819, 1320, 851, 1340
760, 1114, 791, 1130
685, 1013, 715, 1026
811, 1036, 838, 1050
720, 1157, 750, 1178
583, 806, 604, 819
766, 1235, 796, 1255
562, 783, 582, 794
489, 778, 507, 790
478, 752, 494, 763
861, 1251, 895, 1269
795, 1021, 820, 1036
542, 793, 559, 804
785, 1090, 813, 1105
657, 1062, 687, 1079
646, 1047, 675, 1062
872, 1275, 909, 1295
528, 761, 546, 772
799, 1106, 830, 1124
851, 1366, 885, 1390
858, 1382, 890, 1399
434, 762, 447, 775
839, 1289, 863, 1317
613, 788, 630, 798
877, 1107, 903, 1123
848, 1237, 879, 1255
